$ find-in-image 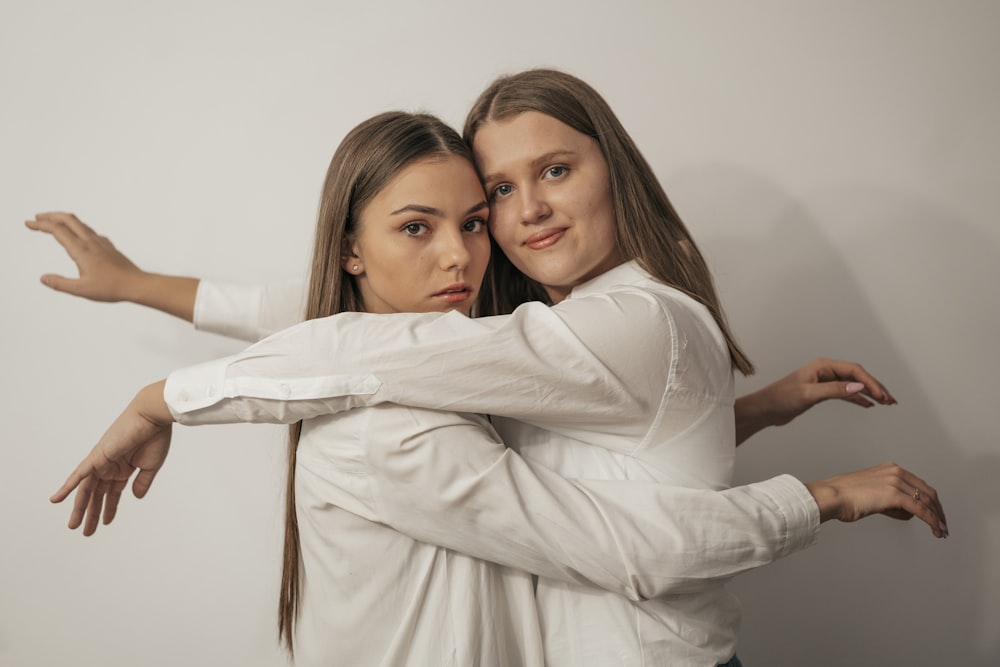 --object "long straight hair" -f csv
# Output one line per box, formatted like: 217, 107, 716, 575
279, 112, 475, 654
465, 69, 754, 375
